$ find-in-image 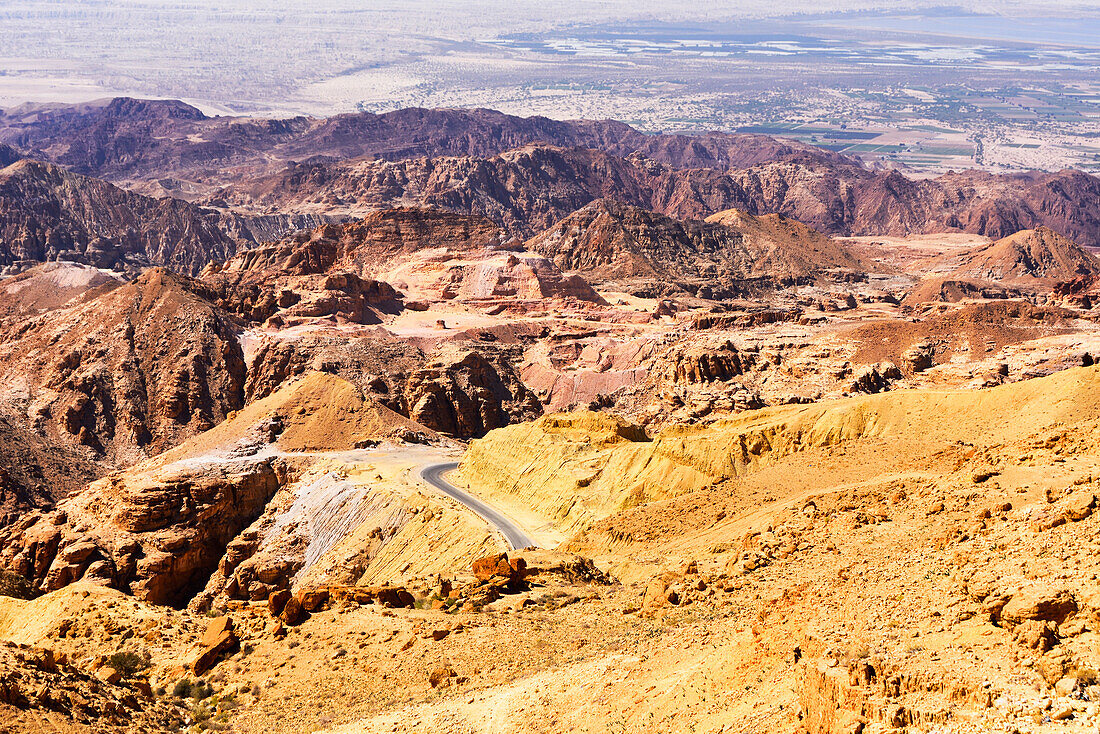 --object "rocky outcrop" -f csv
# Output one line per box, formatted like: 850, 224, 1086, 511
0, 160, 237, 275
660, 342, 757, 384
0, 456, 284, 606
527, 199, 861, 297
202, 210, 603, 324
402, 350, 544, 437
446, 251, 606, 304
799, 657, 956, 734
244, 332, 540, 439
901, 342, 935, 373
0, 640, 180, 730
207, 260, 404, 326
471, 553, 528, 583
848, 362, 903, 394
